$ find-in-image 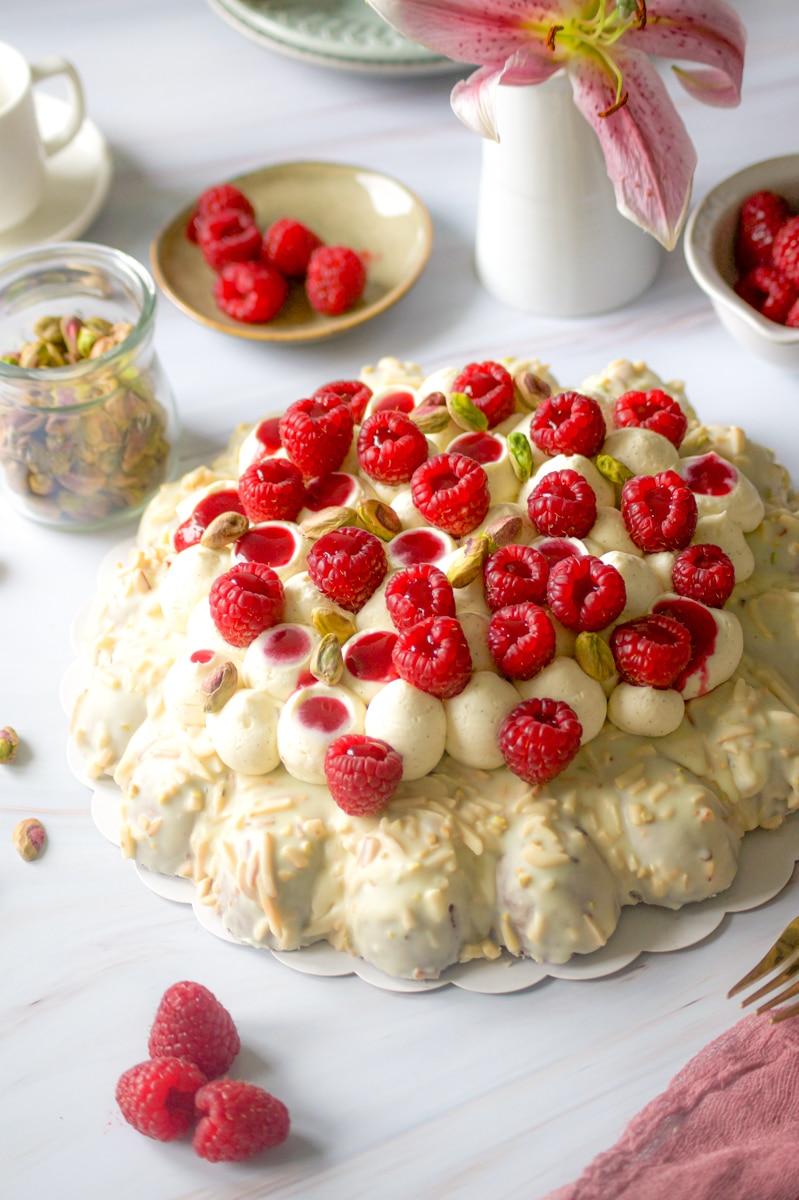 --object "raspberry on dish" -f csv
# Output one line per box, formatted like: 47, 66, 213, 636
621, 470, 698, 553
772, 215, 799, 288
306, 245, 366, 315
198, 209, 262, 271
262, 217, 323, 277
613, 389, 688, 449
734, 265, 798, 324
499, 697, 582, 786
451, 361, 515, 428
209, 562, 284, 647
385, 563, 456, 631
173, 488, 244, 553
193, 1079, 290, 1163
527, 468, 597, 539
410, 453, 490, 537
787, 297, 799, 328
392, 614, 472, 699
147, 981, 240, 1080
530, 391, 606, 458
213, 260, 289, 324
186, 183, 255, 243
734, 189, 791, 272
487, 602, 556, 680
547, 554, 626, 632
238, 457, 306, 523
610, 613, 693, 688
672, 543, 736, 608
313, 378, 373, 423
324, 733, 403, 815
483, 543, 549, 610
116, 1056, 207, 1142
357, 410, 429, 485
307, 526, 387, 612
279, 394, 355, 478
